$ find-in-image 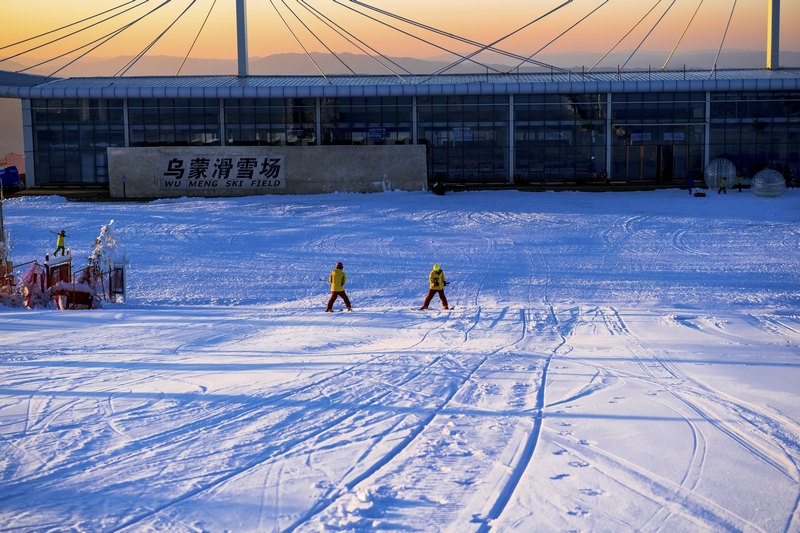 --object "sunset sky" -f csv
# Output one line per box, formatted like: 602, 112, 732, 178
2, 0, 799, 69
